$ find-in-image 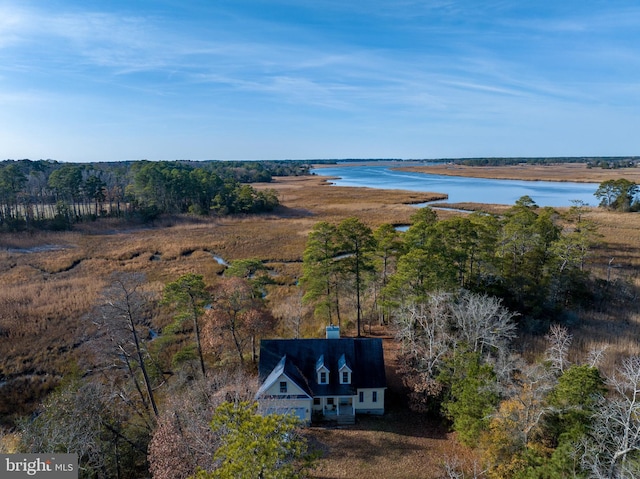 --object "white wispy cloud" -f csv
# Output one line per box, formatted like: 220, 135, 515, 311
1, 0, 639, 162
